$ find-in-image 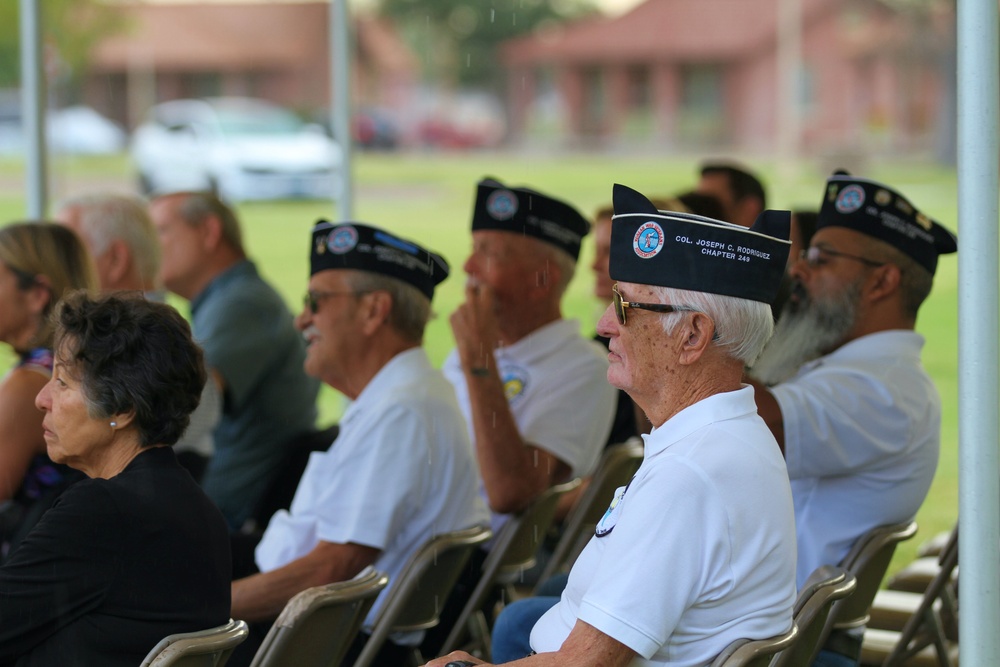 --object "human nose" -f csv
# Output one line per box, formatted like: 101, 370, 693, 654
596, 302, 619, 339
35, 379, 52, 412
789, 252, 811, 283
294, 304, 311, 331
